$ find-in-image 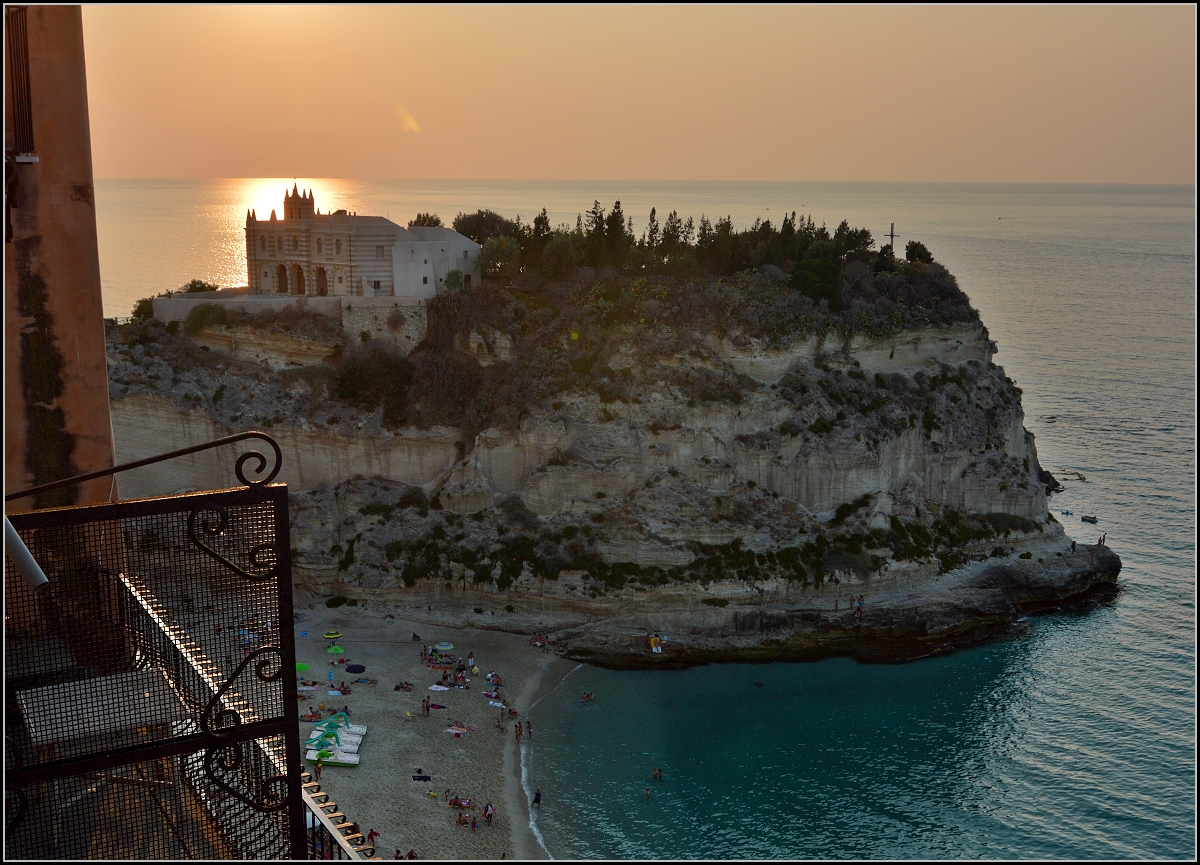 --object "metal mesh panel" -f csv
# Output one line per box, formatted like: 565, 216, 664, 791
5, 484, 304, 859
